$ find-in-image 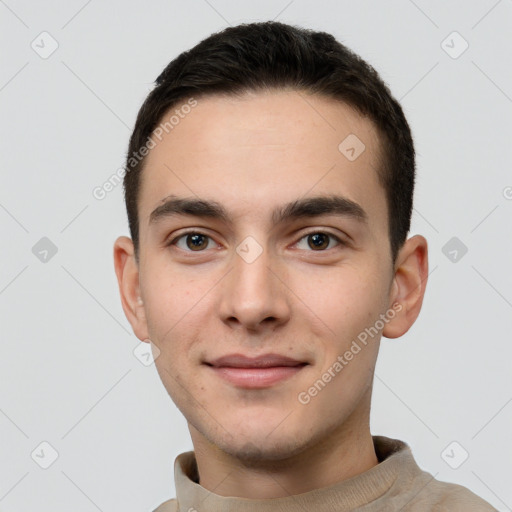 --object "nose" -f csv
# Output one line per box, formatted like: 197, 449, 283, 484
218, 241, 291, 333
